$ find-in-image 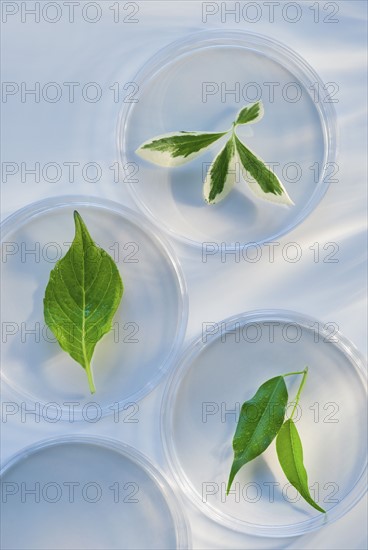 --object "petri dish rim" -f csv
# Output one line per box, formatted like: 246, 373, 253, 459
118, 29, 338, 250
0, 195, 189, 420
160, 309, 367, 538
0, 434, 191, 550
